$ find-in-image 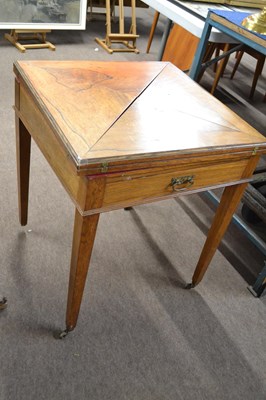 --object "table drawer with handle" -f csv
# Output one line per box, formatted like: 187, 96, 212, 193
101, 157, 250, 208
